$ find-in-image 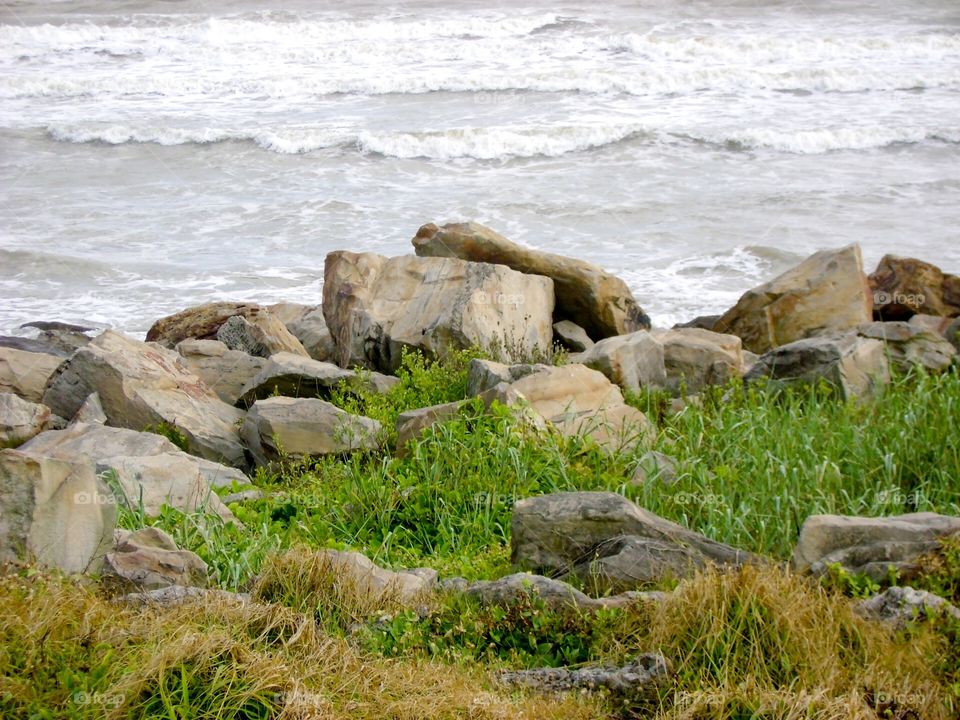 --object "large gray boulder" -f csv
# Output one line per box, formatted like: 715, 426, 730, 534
856, 321, 956, 373
237, 352, 354, 407
0, 450, 116, 573
793, 512, 960, 581
175, 339, 266, 405
0, 393, 58, 447
412, 221, 650, 339
715, 244, 873, 354
241, 397, 381, 466
0, 346, 63, 403
42, 330, 246, 467
18, 423, 244, 522
323, 251, 555, 373
579, 331, 667, 394
511, 491, 751, 590
745, 333, 890, 402
146, 302, 308, 357
102, 527, 208, 593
